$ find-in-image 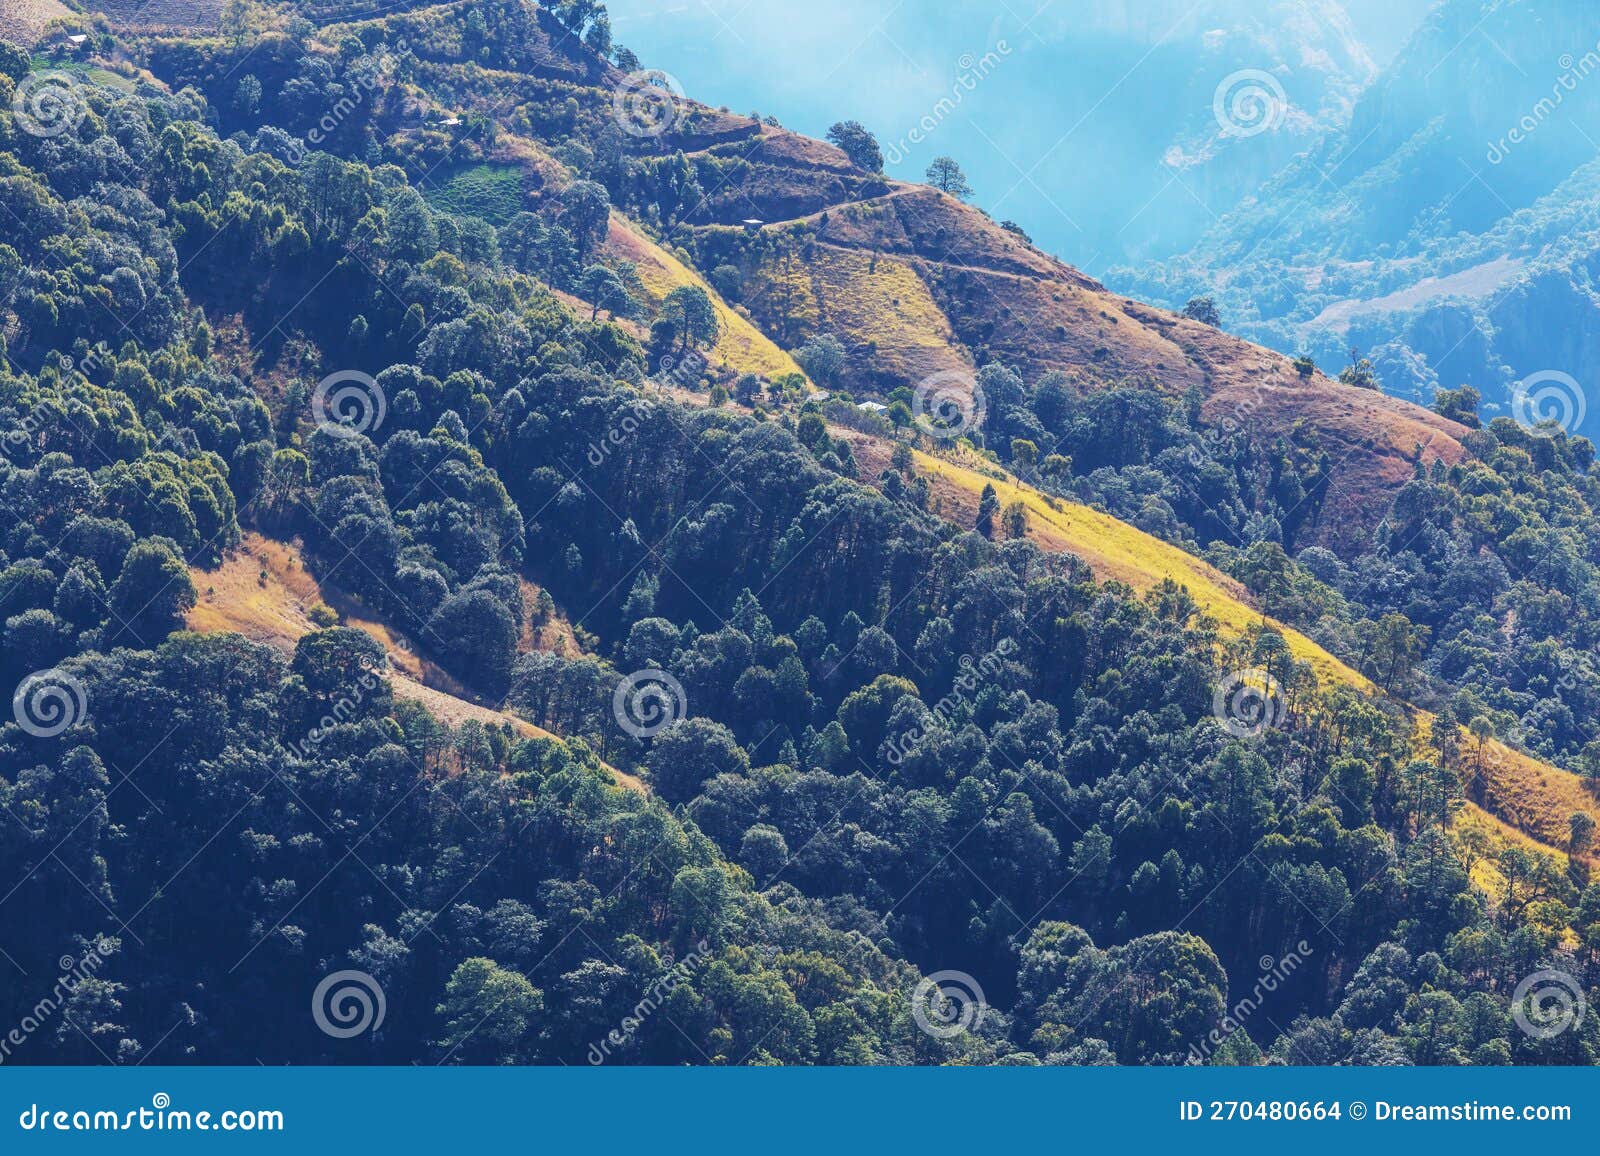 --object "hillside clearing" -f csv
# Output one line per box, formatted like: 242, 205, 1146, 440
604, 212, 805, 382
89, 0, 225, 29
187, 533, 644, 792
778, 242, 971, 388
420, 162, 525, 226
1308, 257, 1527, 330
0, 0, 70, 44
